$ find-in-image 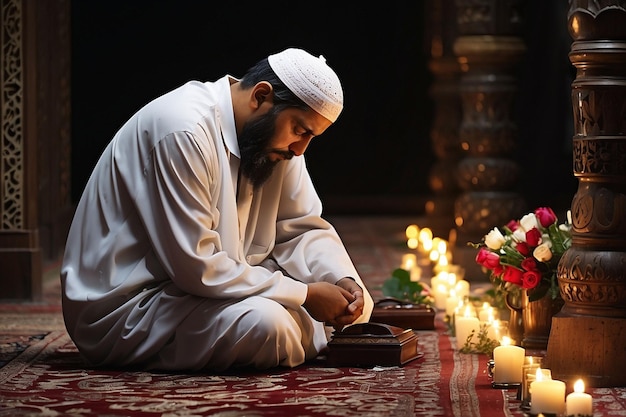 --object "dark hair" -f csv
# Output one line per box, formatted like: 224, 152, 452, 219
240, 57, 309, 112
